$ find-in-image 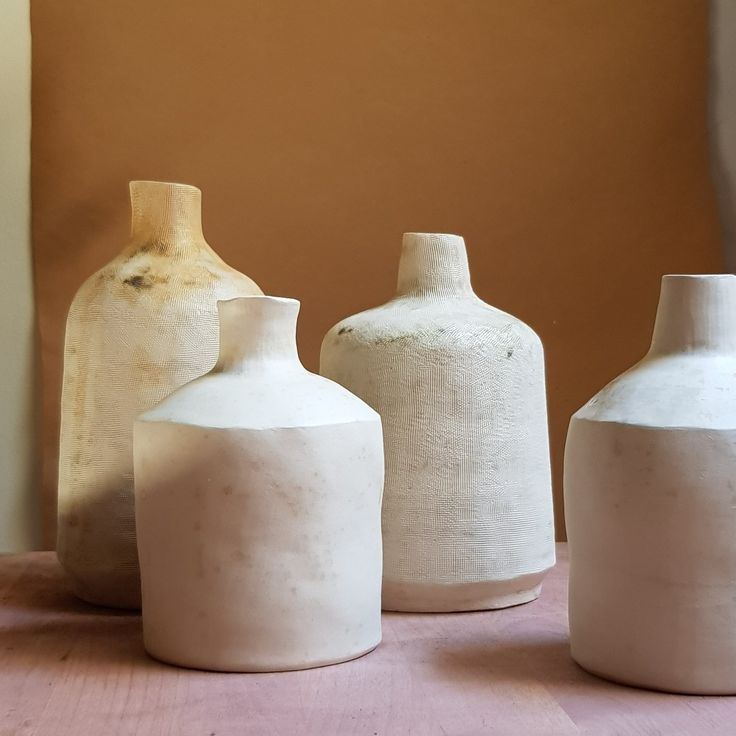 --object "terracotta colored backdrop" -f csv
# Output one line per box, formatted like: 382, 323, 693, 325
32, 0, 722, 547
